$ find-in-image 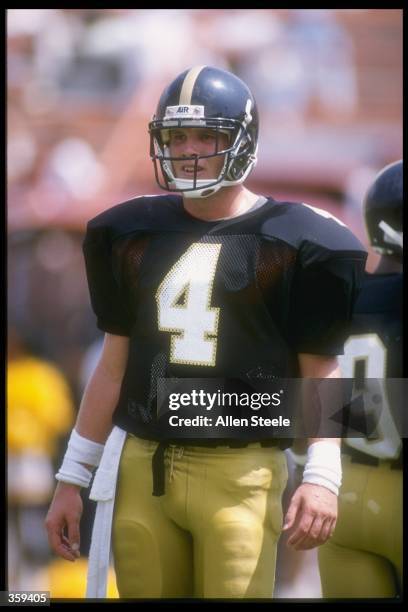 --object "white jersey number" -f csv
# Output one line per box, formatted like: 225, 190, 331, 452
338, 334, 401, 459
156, 243, 221, 366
